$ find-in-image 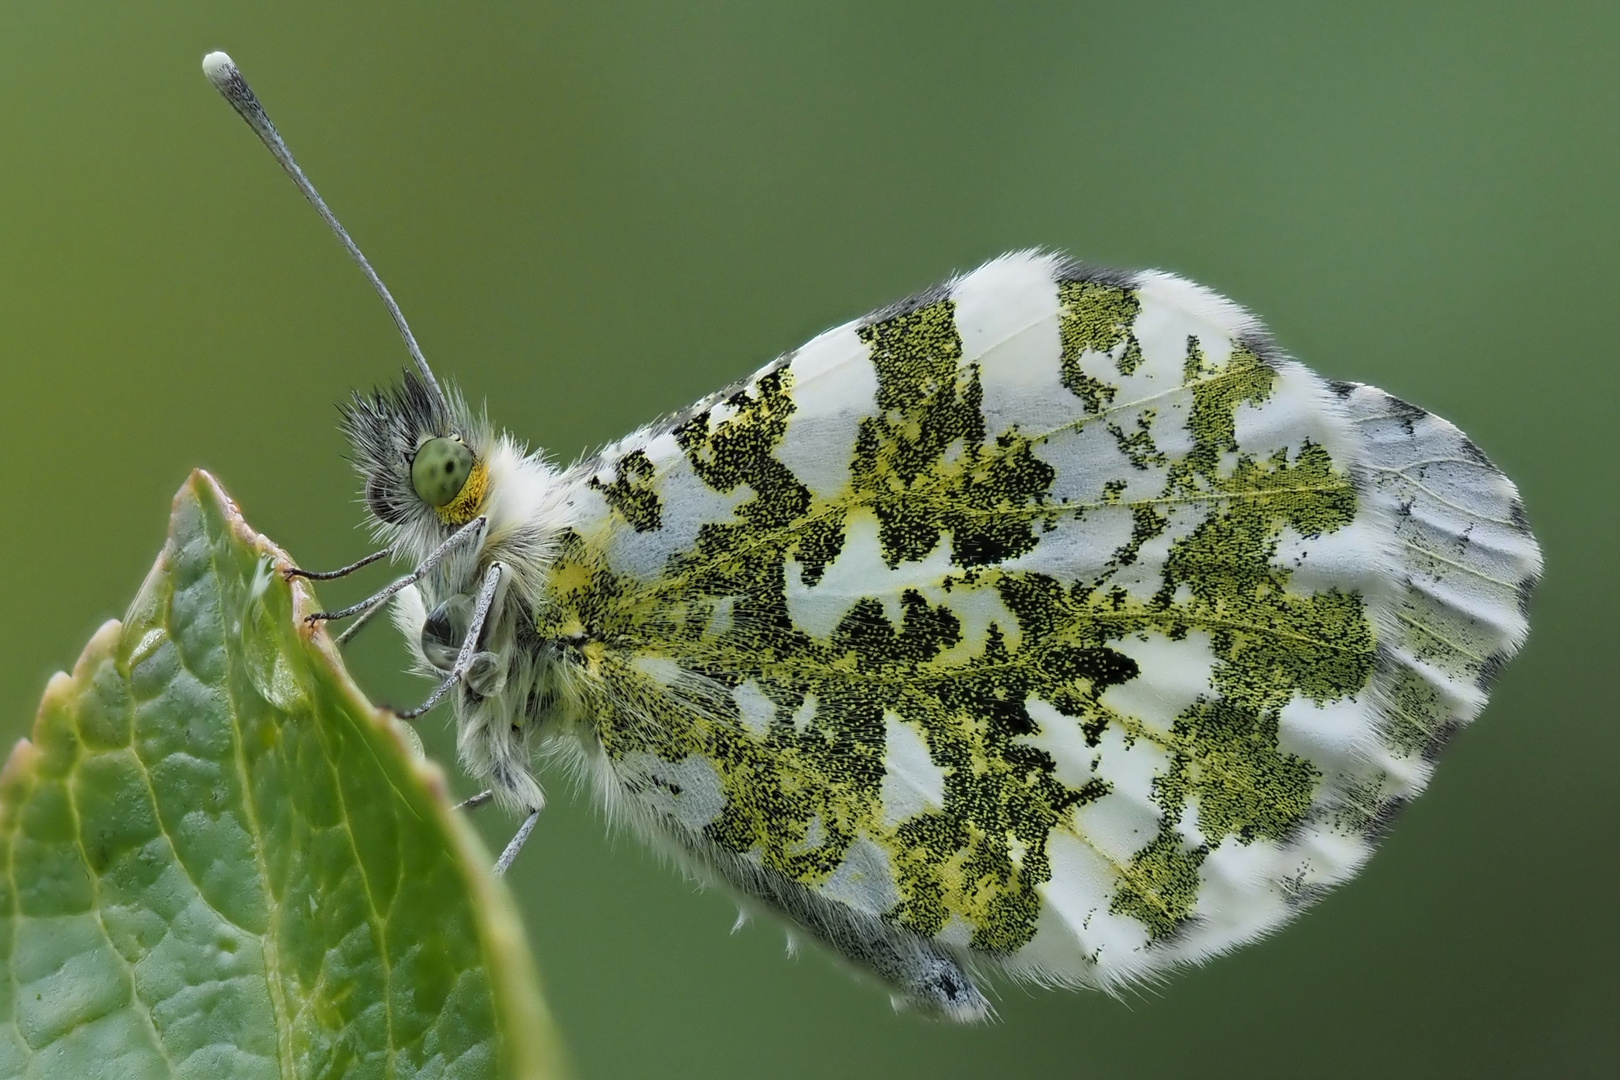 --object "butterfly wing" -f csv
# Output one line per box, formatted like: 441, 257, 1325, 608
539, 251, 1540, 1010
